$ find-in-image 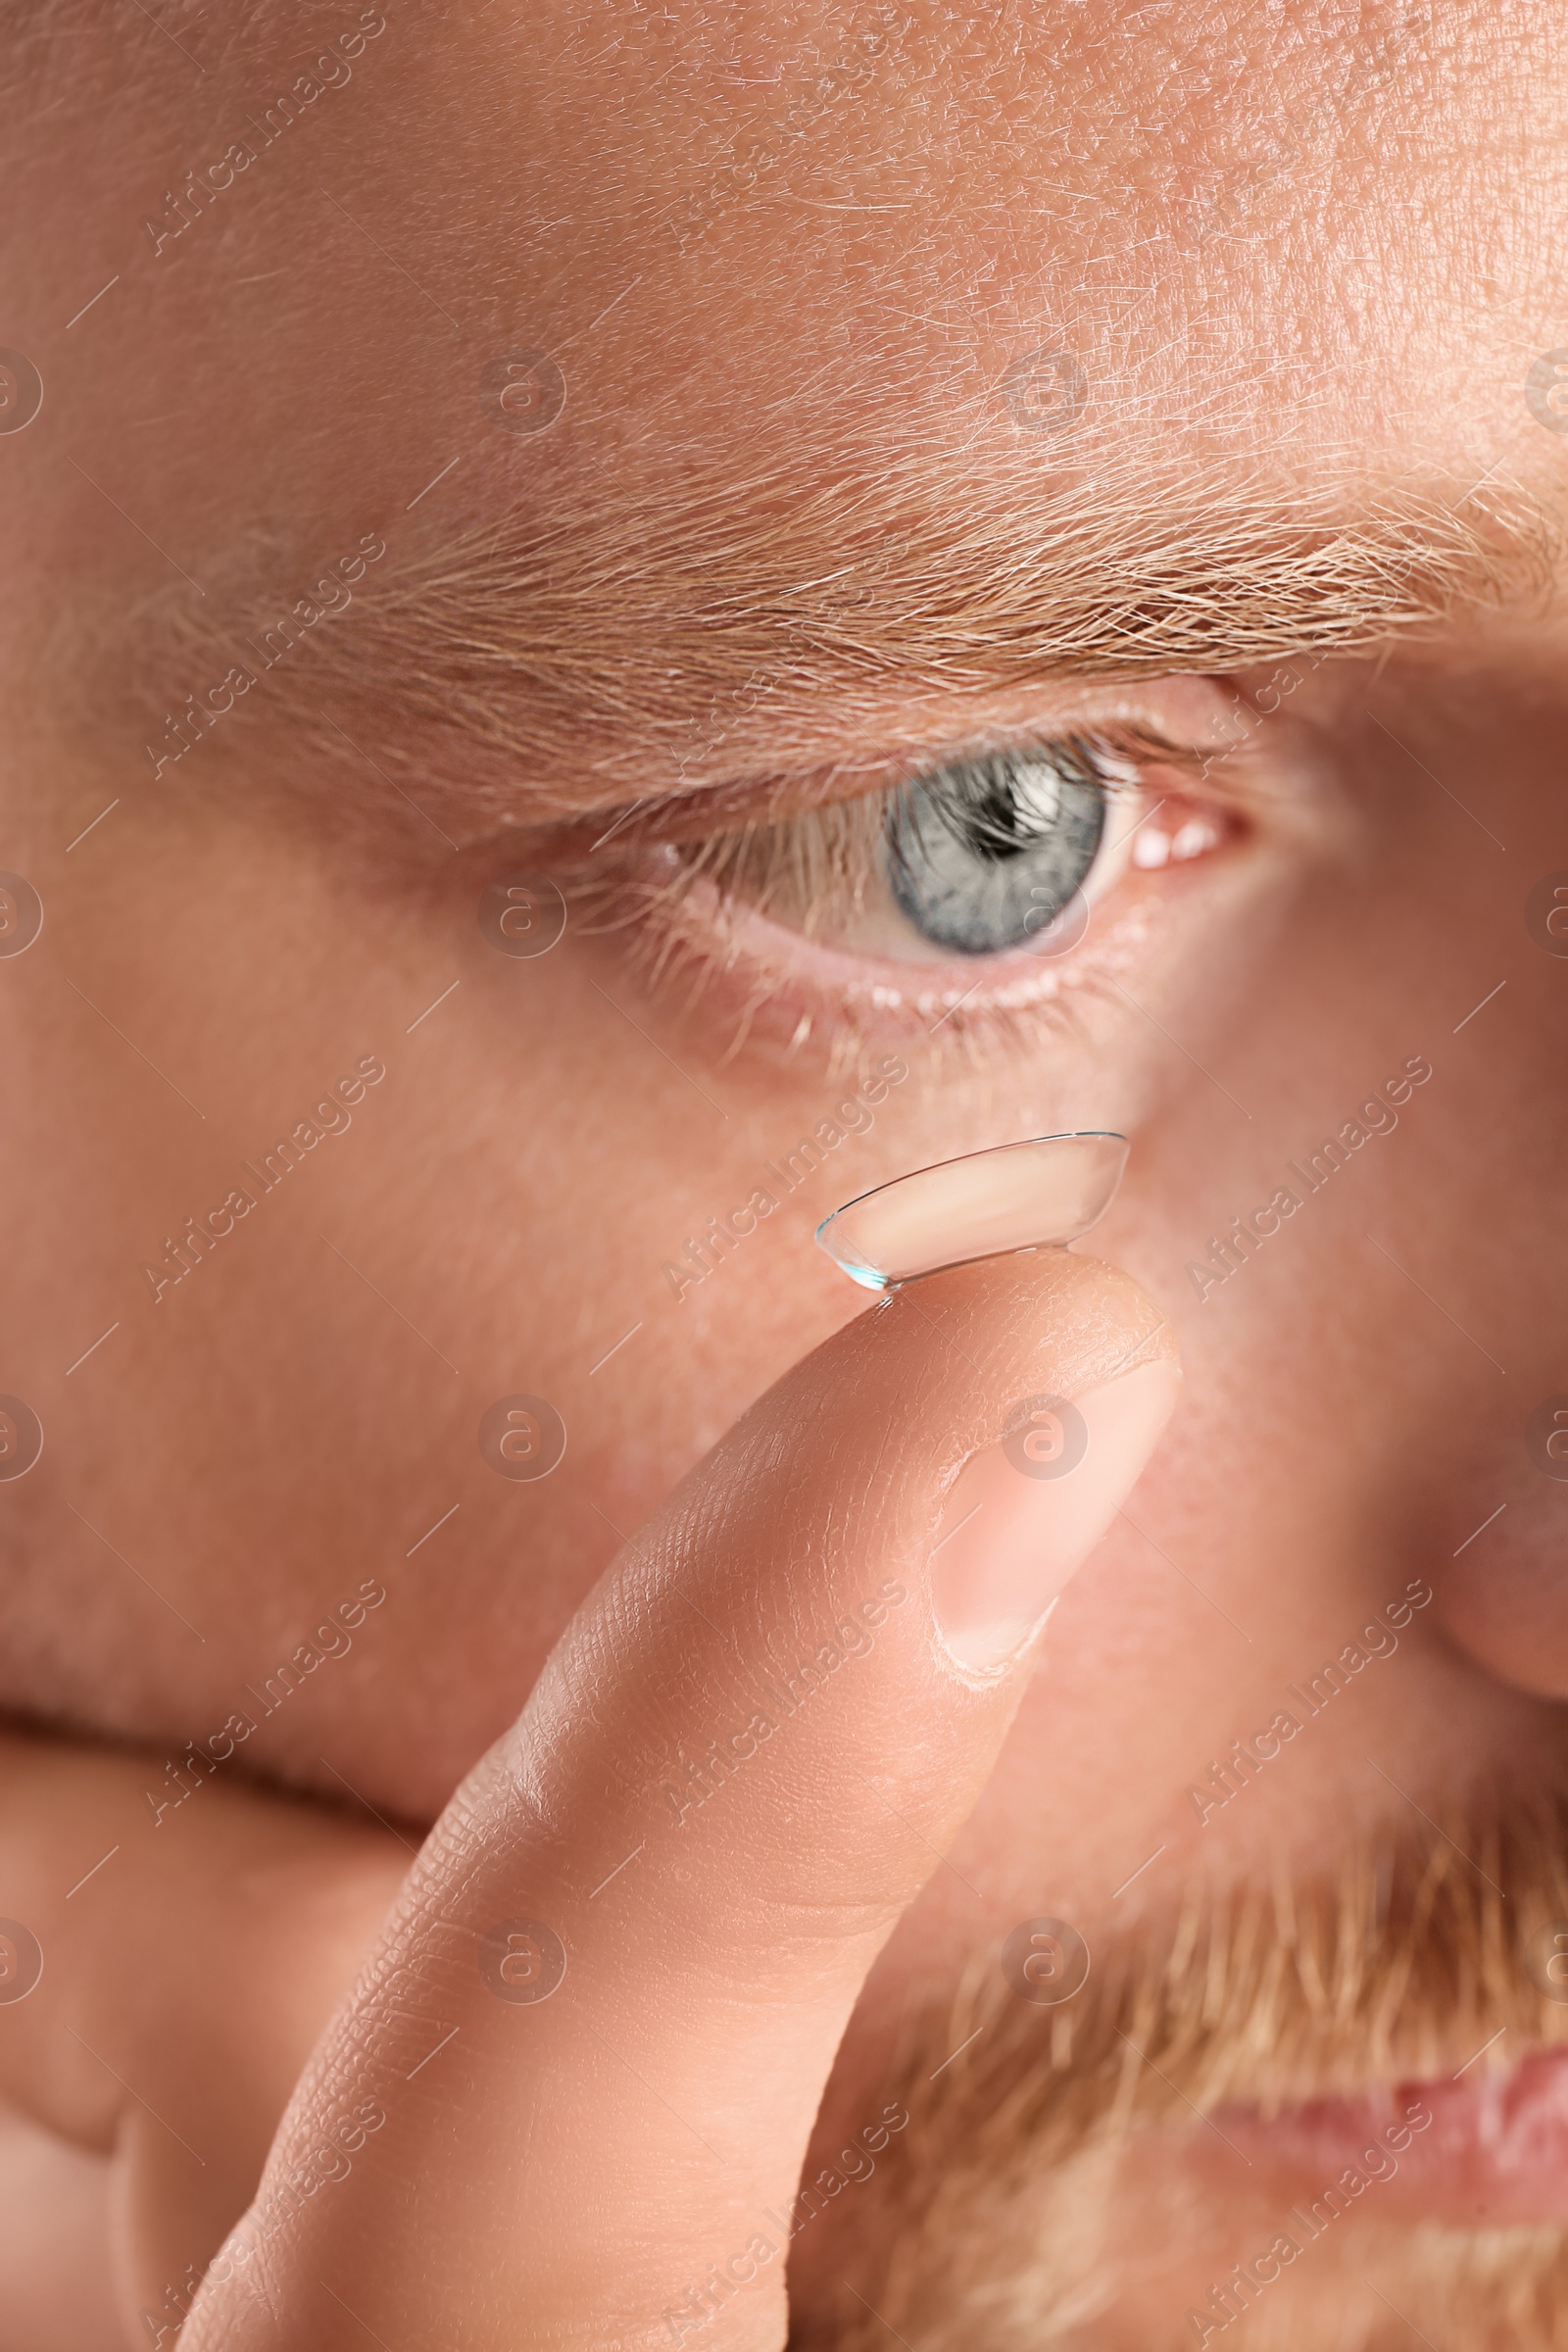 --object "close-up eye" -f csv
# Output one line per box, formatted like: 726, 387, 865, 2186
596, 722, 1237, 992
